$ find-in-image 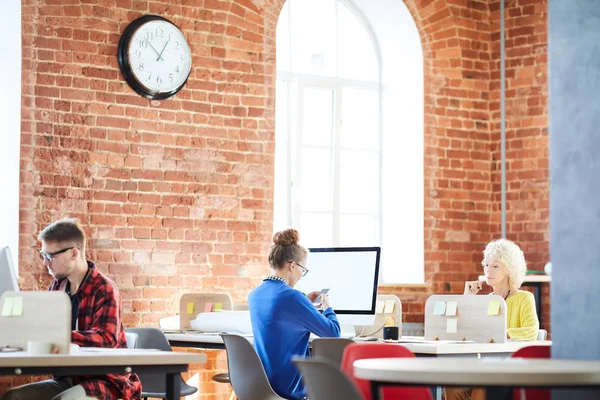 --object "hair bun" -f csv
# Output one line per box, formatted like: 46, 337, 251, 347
273, 229, 300, 246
